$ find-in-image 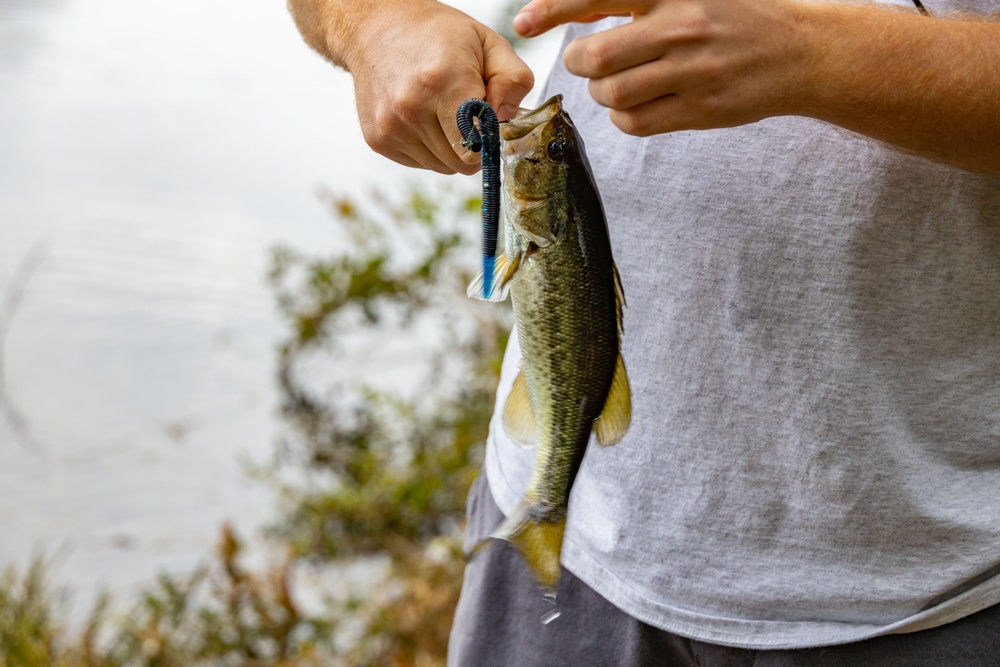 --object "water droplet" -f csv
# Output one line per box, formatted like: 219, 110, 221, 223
541, 609, 561, 625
